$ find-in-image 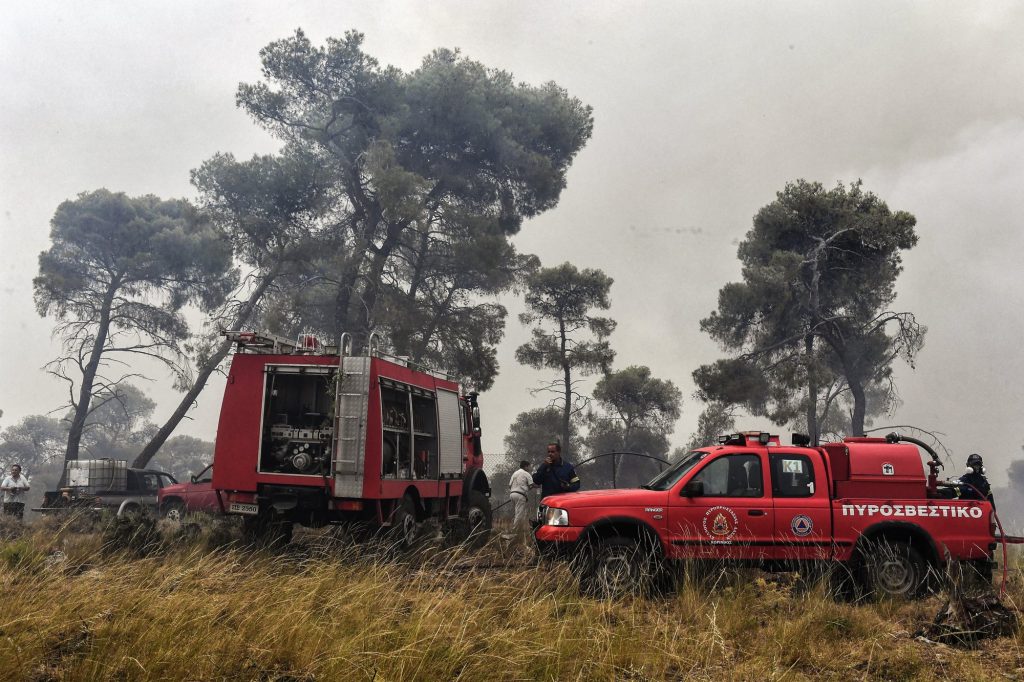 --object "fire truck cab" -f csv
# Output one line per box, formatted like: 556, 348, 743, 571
211, 331, 491, 545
